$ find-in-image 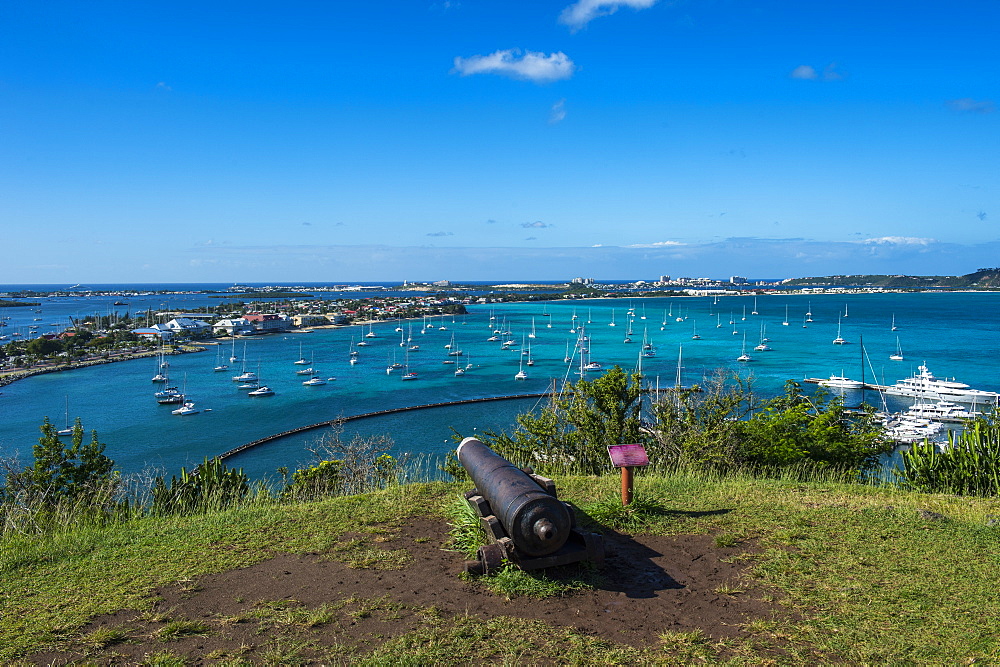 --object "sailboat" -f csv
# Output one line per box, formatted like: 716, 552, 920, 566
737, 333, 752, 362
57, 396, 73, 436
229, 335, 239, 362
171, 401, 199, 416
151, 349, 168, 382
295, 350, 316, 375
751, 297, 758, 315
609, 309, 616, 327
782, 305, 789, 326
891, 314, 898, 331
690, 320, 701, 340
754, 323, 771, 351
402, 347, 418, 380
525, 338, 534, 366
514, 347, 527, 380
806, 302, 813, 322
302, 357, 327, 385
213, 346, 228, 372
294, 342, 309, 364
890, 337, 904, 361
528, 318, 536, 339
832, 315, 847, 344
232, 343, 258, 382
